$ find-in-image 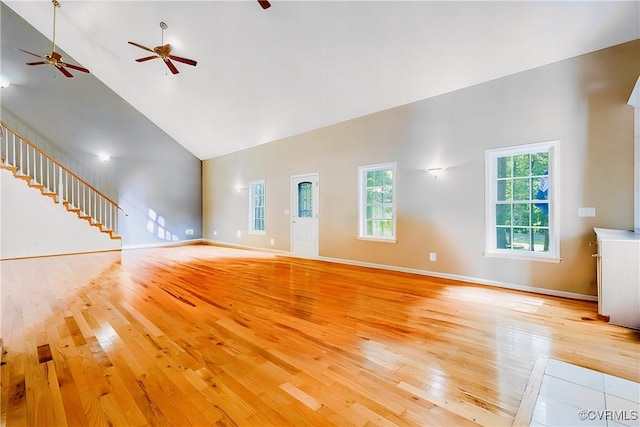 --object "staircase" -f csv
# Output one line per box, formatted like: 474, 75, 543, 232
0, 121, 121, 240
